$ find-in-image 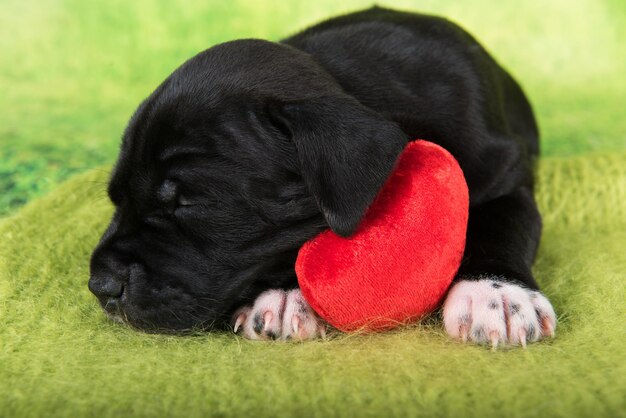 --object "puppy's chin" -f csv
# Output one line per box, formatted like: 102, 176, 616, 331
101, 310, 223, 335
104, 311, 125, 325
96, 296, 229, 334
